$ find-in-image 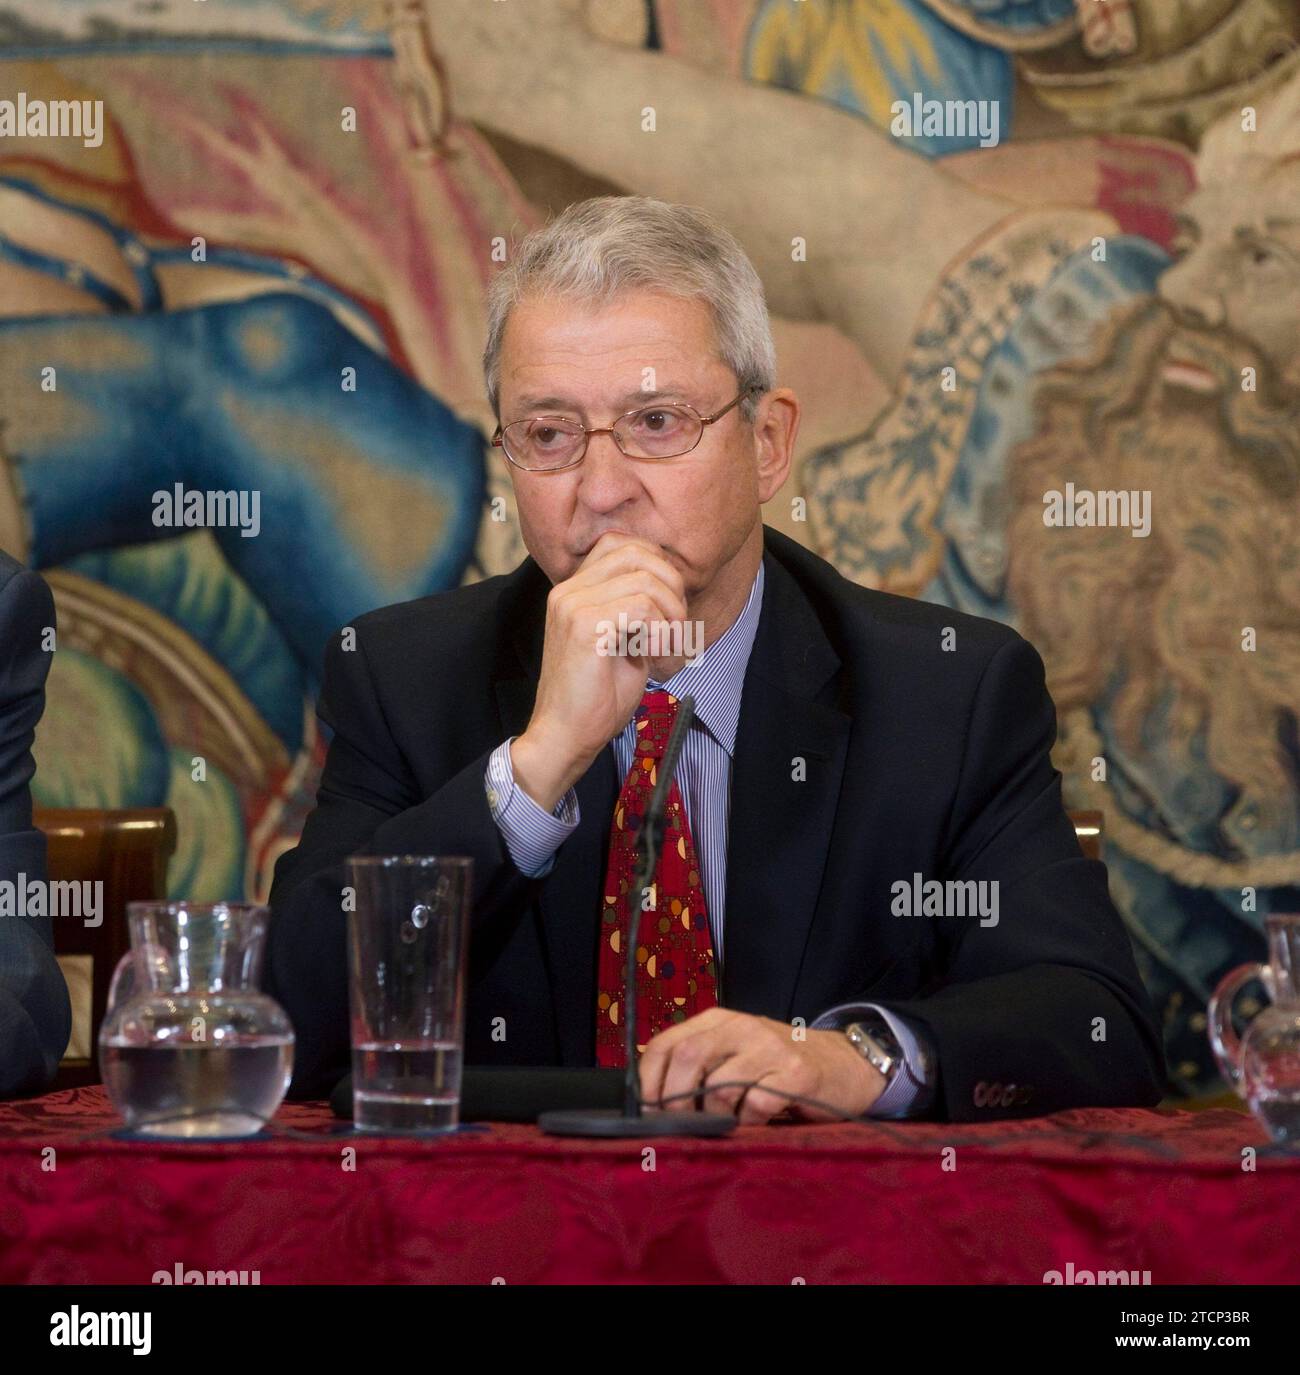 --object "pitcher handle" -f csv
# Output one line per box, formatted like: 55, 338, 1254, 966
1207, 962, 1267, 1096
